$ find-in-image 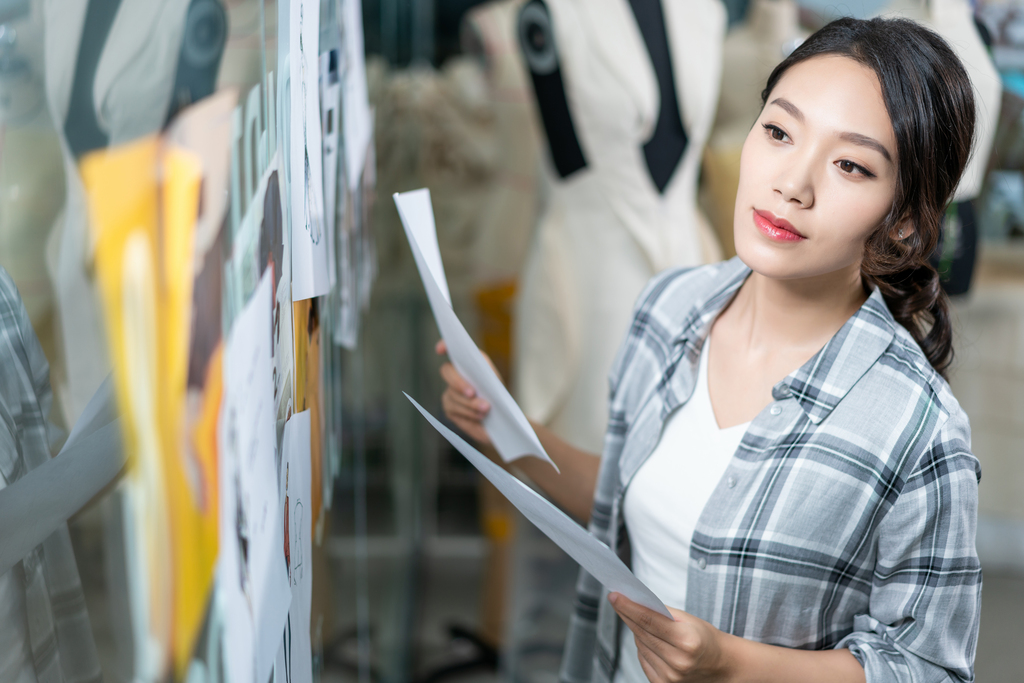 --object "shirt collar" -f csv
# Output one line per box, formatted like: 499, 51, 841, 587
673, 257, 898, 424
